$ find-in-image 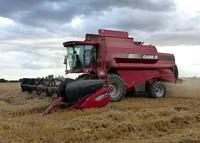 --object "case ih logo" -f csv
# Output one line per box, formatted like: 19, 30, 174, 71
143, 55, 158, 59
